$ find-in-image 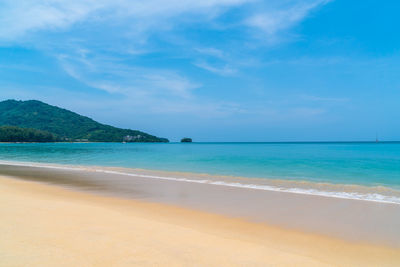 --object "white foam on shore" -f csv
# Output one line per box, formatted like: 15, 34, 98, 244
1, 160, 400, 205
